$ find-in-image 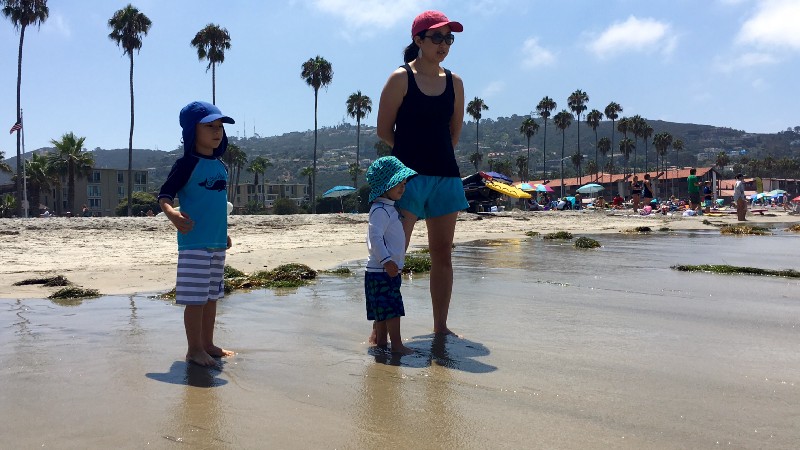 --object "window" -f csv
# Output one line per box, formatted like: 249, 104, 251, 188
90, 171, 101, 183
117, 172, 124, 183
89, 199, 101, 208
87, 185, 101, 197
118, 186, 125, 197
135, 172, 147, 184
